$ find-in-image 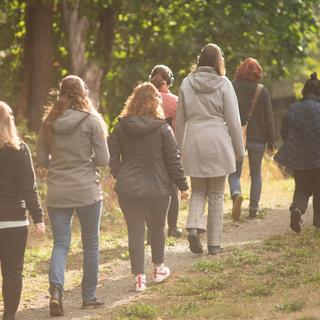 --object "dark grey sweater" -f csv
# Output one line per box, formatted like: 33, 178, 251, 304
232, 79, 276, 148
0, 143, 43, 223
